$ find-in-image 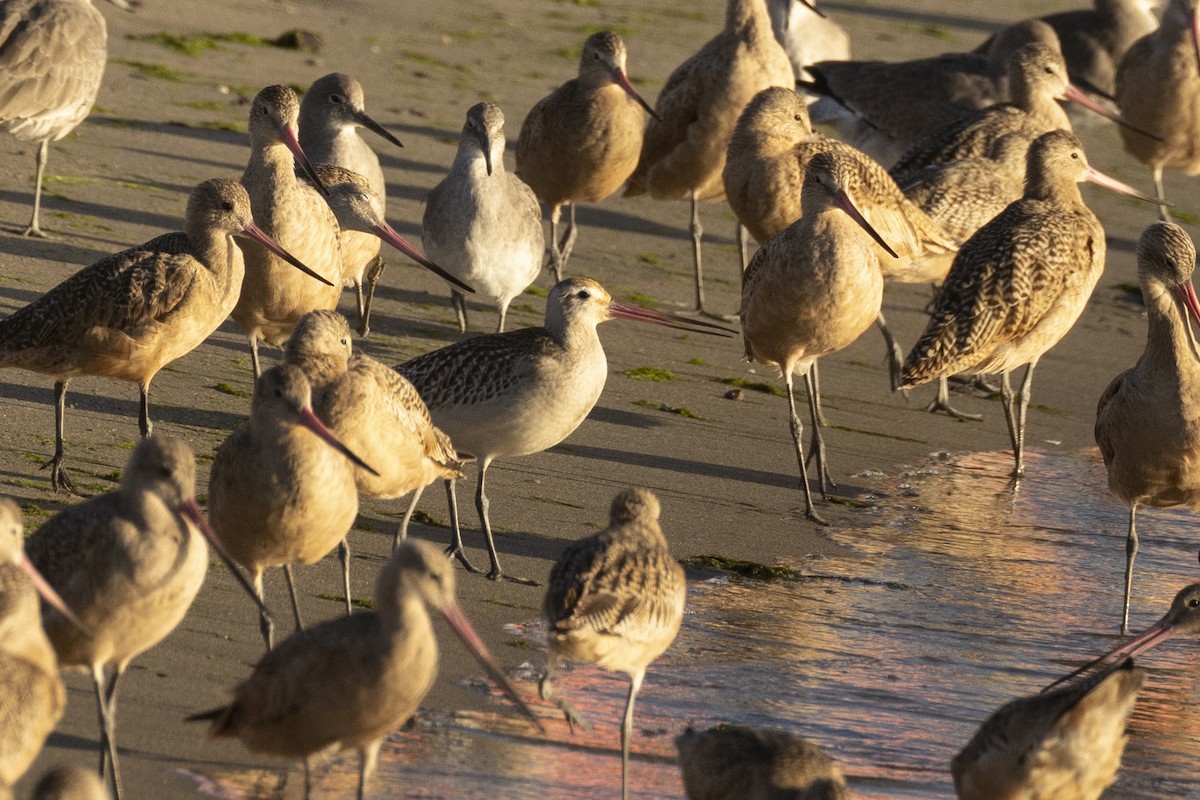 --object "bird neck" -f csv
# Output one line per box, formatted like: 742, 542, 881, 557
1023, 168, 1085, 208
727, 0, 771, 36
1143, 279, 1200, 368
244, 142, 301, 197
297, 353, 348, 394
